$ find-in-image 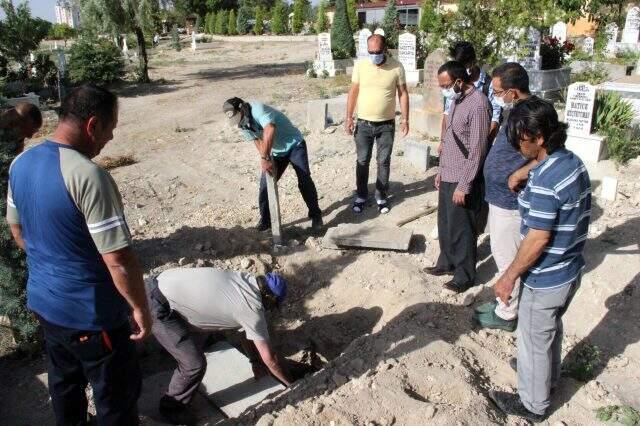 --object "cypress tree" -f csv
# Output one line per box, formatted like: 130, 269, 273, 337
254, 7, 264, 35
228, 10, 238, 35
271, 0, 288, 34
347, 0, 358, 32
381, 0, 399, 48
330, 0, 355, 58
315, 0, 328, 34
291, 0, 306, 34
171, 24, 181, 50
237, 0, 251, 35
